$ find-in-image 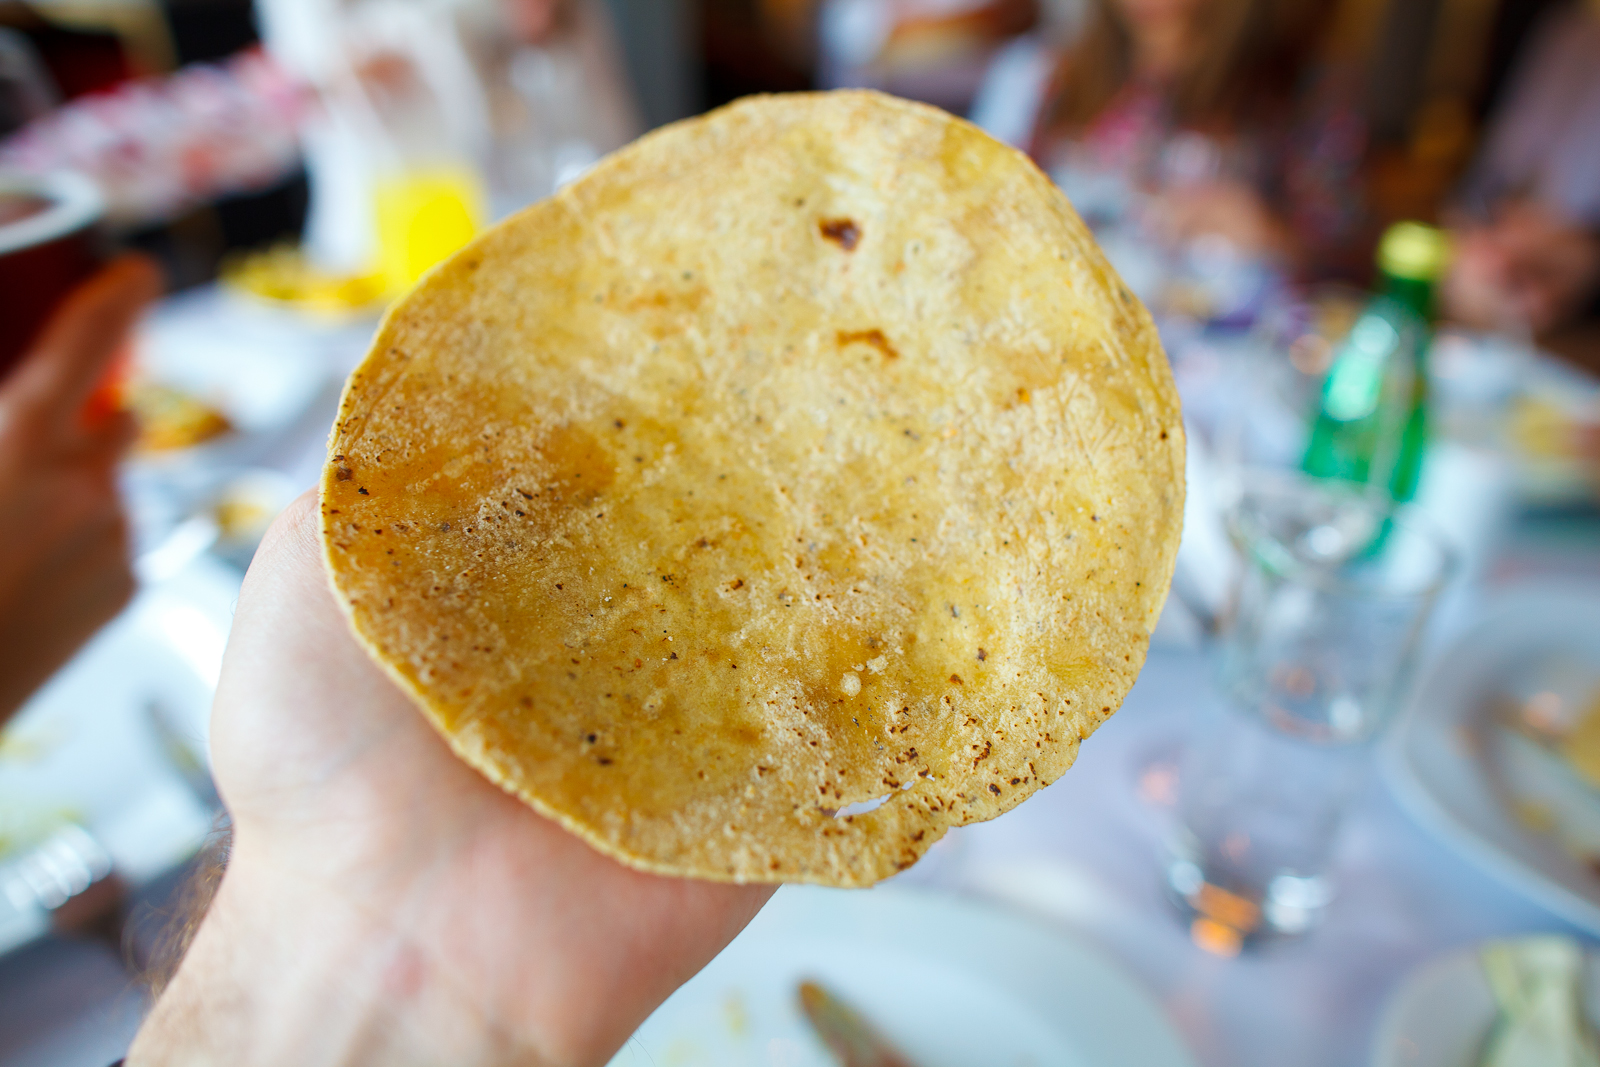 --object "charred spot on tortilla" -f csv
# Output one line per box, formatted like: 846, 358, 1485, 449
819, 217, 860, 250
